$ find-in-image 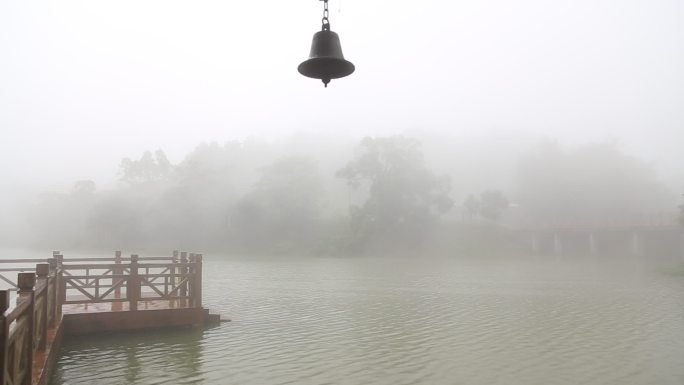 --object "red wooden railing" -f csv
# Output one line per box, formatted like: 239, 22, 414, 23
0, 250, 204, 385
